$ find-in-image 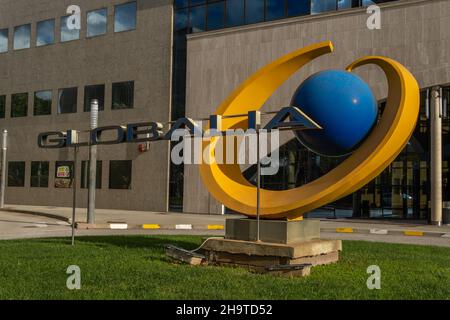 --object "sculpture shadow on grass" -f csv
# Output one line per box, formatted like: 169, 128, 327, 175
36, 235, 203, 252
